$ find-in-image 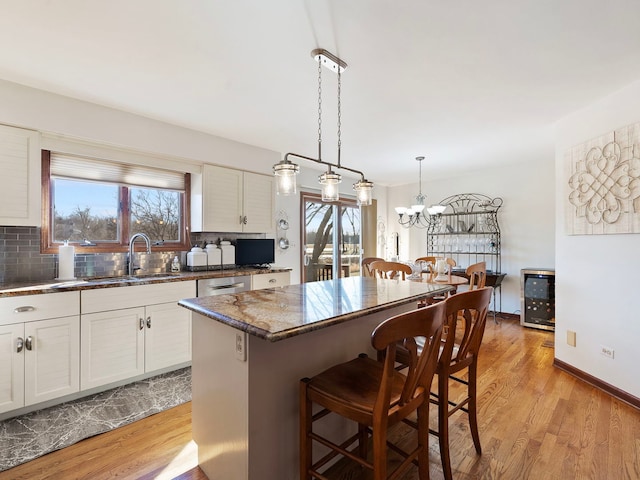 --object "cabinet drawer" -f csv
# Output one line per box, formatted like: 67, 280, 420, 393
81, 281, 196, 314
0, 291, 79, 326
252, 272, 290, 290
